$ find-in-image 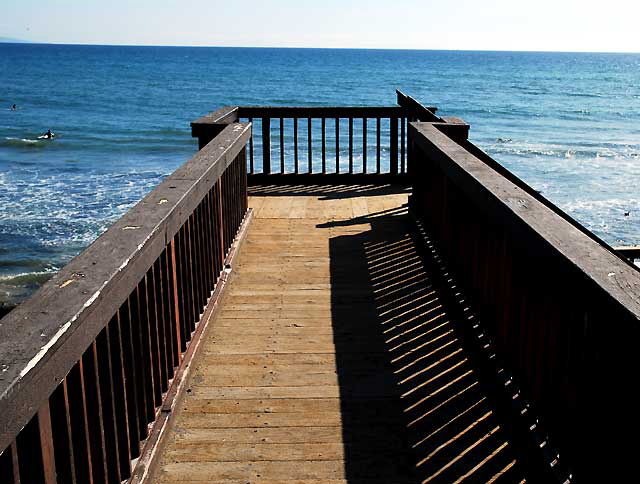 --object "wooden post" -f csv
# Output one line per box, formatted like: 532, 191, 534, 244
191, 106, 239, 150
348, 118, 354, 174
321, 118, 326, 174
307, 118, 312, 173
390, 117, 398, 175
335, 118, 340, 173
262, 117, 271, 174
279, 118, 285, 173
37, 403, 57, 484
293, 118, 299, 174
11, 441, 20, 484
169, 240, 182, 362
363, 118, 368, 174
